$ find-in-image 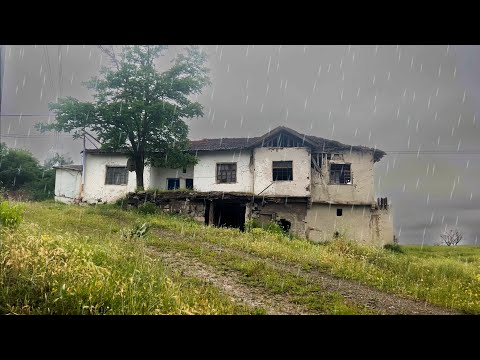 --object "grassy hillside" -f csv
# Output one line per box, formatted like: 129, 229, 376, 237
1, 201, 479, 314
